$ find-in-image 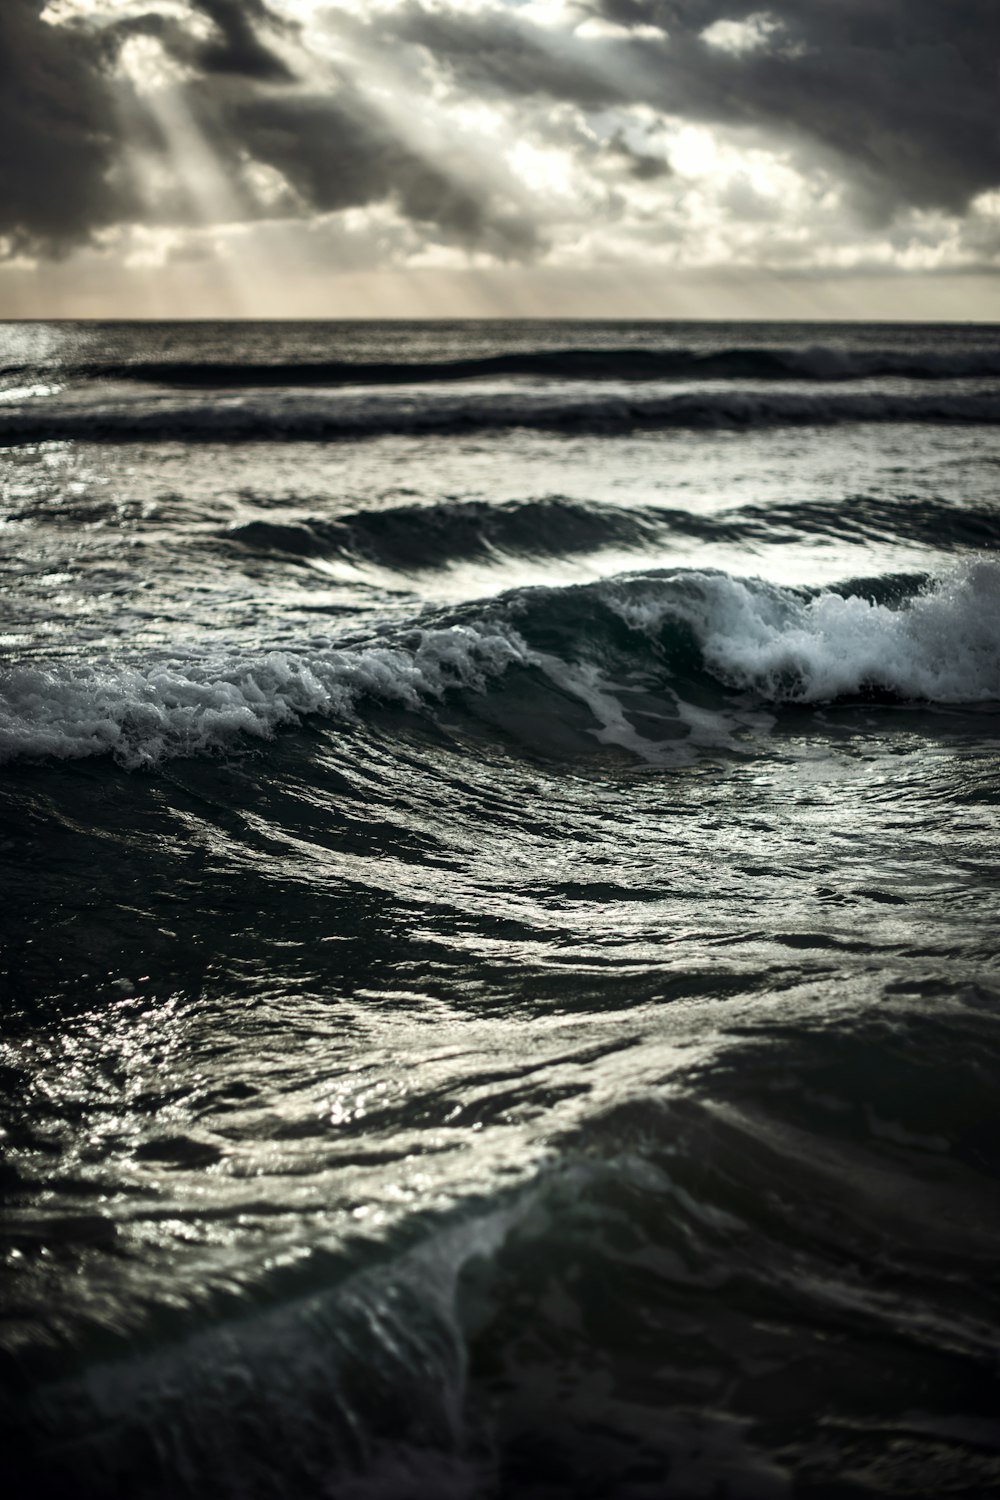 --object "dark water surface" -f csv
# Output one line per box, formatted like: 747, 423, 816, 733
2, 321, 1000, 1498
